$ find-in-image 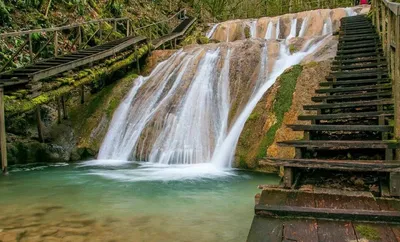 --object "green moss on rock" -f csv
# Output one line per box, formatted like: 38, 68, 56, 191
257, 64, 303, 159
